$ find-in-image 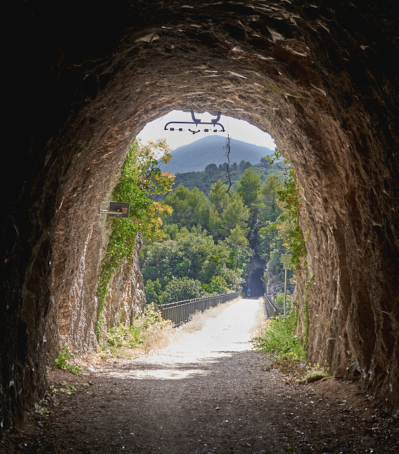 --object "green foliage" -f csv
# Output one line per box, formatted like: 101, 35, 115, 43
35, 406, 50, 417
145, 146, 302, 305
267, 148, 306, 270
236, 167, 261, 208
50, 382, 77, 395
96, 140, 174, 341
144, 278, 163, 305
142, 226, 245, 299
257, 221, 278, 260
153, 159, 284, 199
202, 275, 230, 294
274, 293, 293, 310
54, 346, 82, 375
165, 186, 209, 229
208, 181, 250, 245
304, 297, 309, 351
162, 276, 206, 304
259, 174, 283, 219
254, 309, 305, 361
103, 303, 172, 353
